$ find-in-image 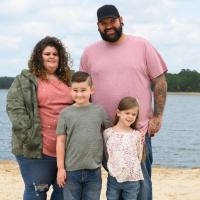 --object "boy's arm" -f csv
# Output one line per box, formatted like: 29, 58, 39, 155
102, 108, 112, 129
56, 134, 67, 188
102, 129, 110, 172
